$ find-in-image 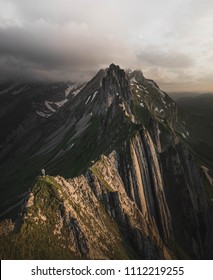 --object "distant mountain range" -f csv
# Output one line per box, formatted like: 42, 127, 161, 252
173, 93, 213, 170
169, 91, 213, 100
0, 64, 213, 259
